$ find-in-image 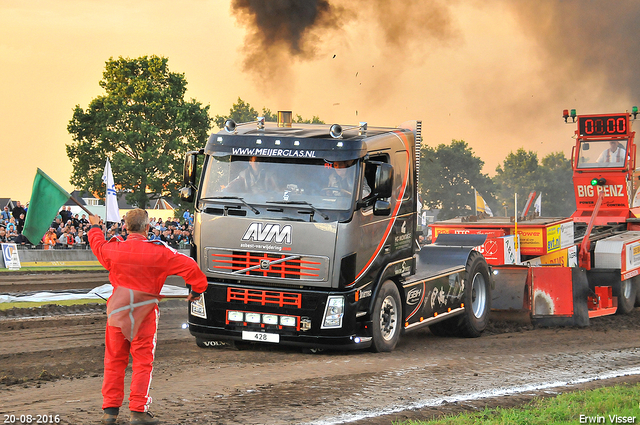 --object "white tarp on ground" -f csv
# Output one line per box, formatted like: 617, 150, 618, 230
0, 284, 188, 303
